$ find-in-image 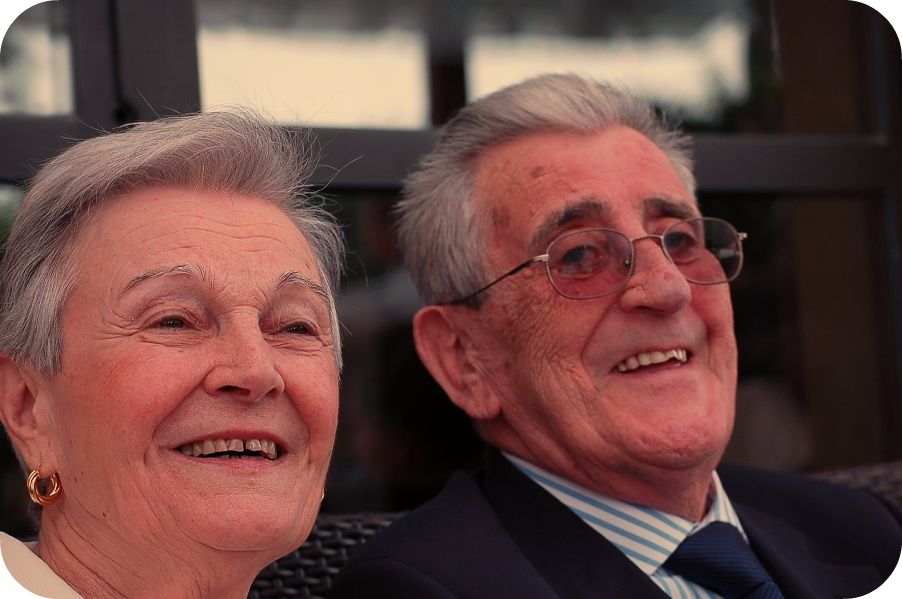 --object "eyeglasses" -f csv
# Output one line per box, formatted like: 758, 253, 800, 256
447, 217, 747, 305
